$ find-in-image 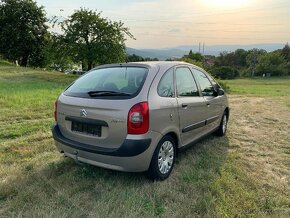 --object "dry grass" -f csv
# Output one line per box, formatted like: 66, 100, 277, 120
224, 96, 290, 215
0, 66, 289, 217
230, 96, 290, 188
